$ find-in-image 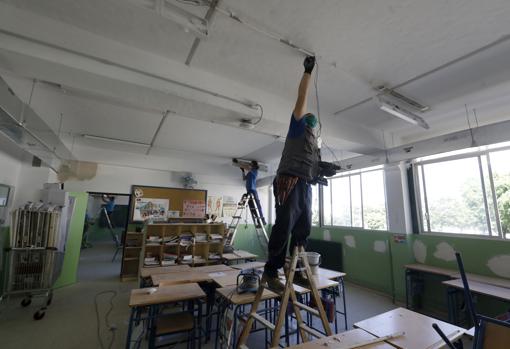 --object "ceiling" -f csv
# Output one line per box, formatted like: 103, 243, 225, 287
1, 0, 510, 177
